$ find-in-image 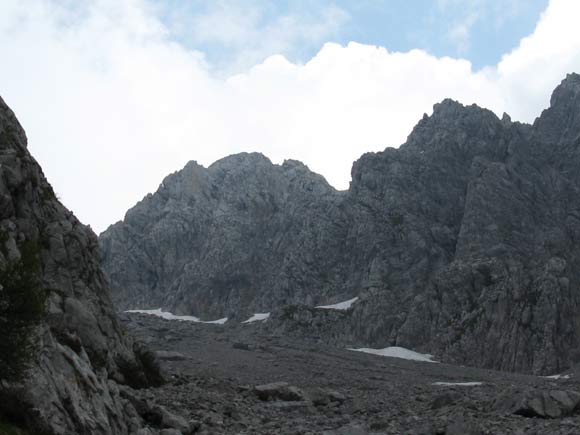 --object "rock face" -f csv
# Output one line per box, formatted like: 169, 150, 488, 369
100, 154, 346, 316
0, 96, 161, 434
101, 73, 580, 375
